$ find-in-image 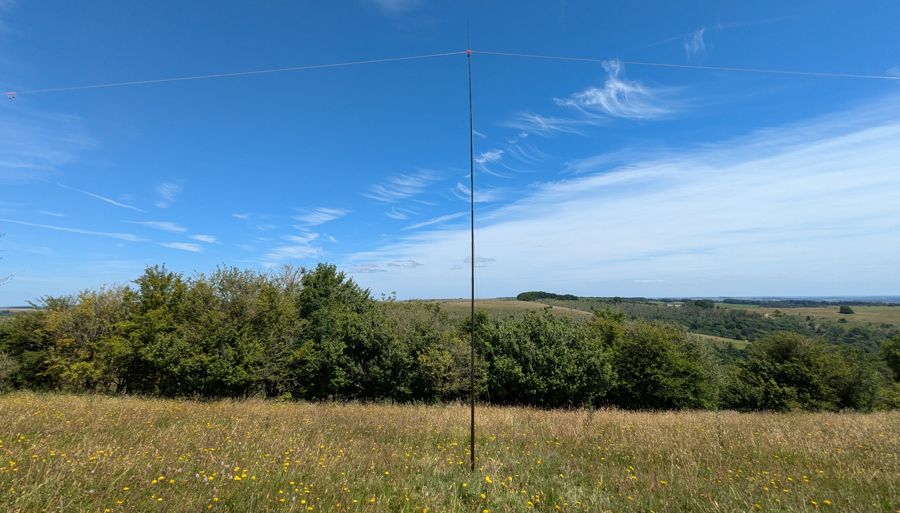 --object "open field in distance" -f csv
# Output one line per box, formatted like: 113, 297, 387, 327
722, 305, 900, 326
431, 299, 751, 348
422, 299, 594, 320
0, 393, 897, 513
